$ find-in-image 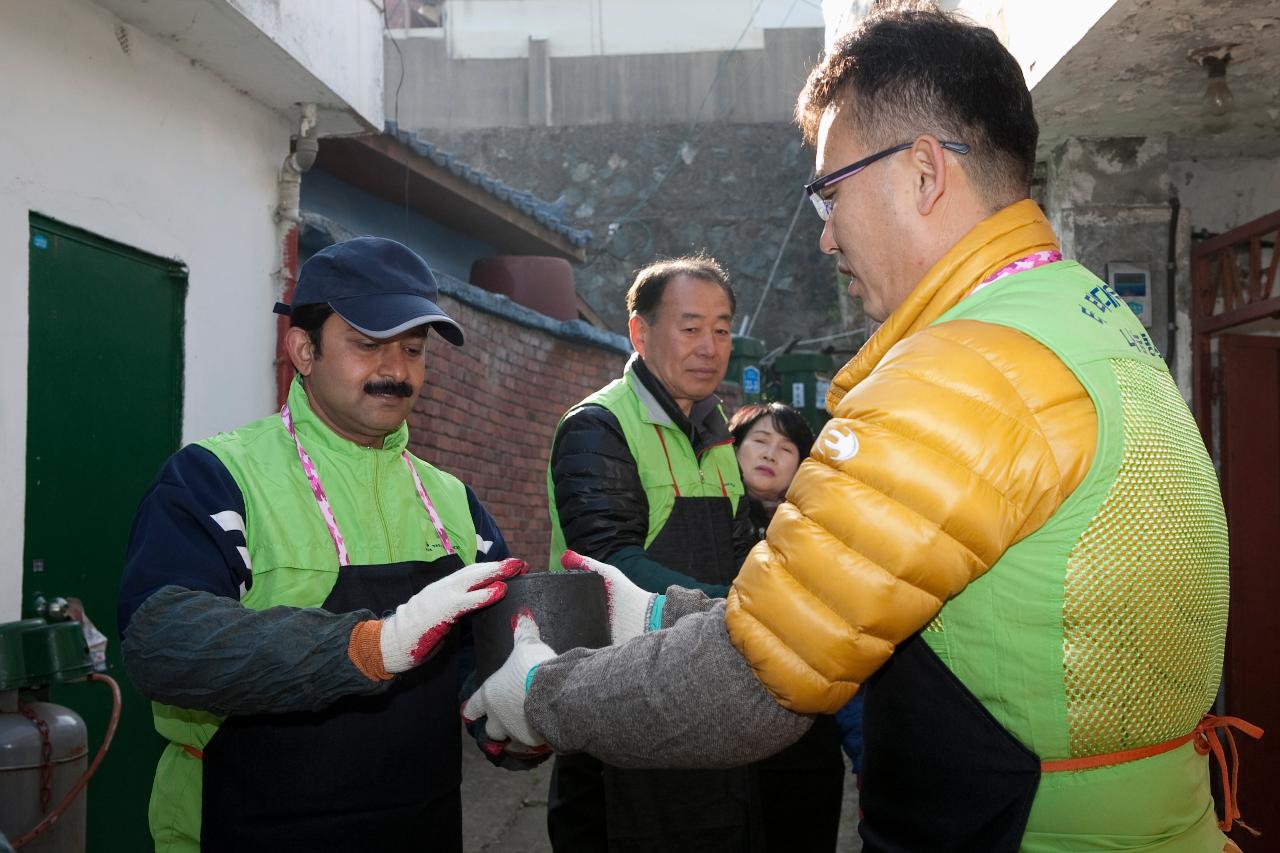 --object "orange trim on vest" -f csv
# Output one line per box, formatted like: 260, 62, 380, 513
1042, 715, 1264, 834
1040, 729, 1200, 773
654, 425, 681, 496
700, 437, 735, 457
182, 743, 204, 760
652, 426, 730, 498
1197, 715, 1264, 835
